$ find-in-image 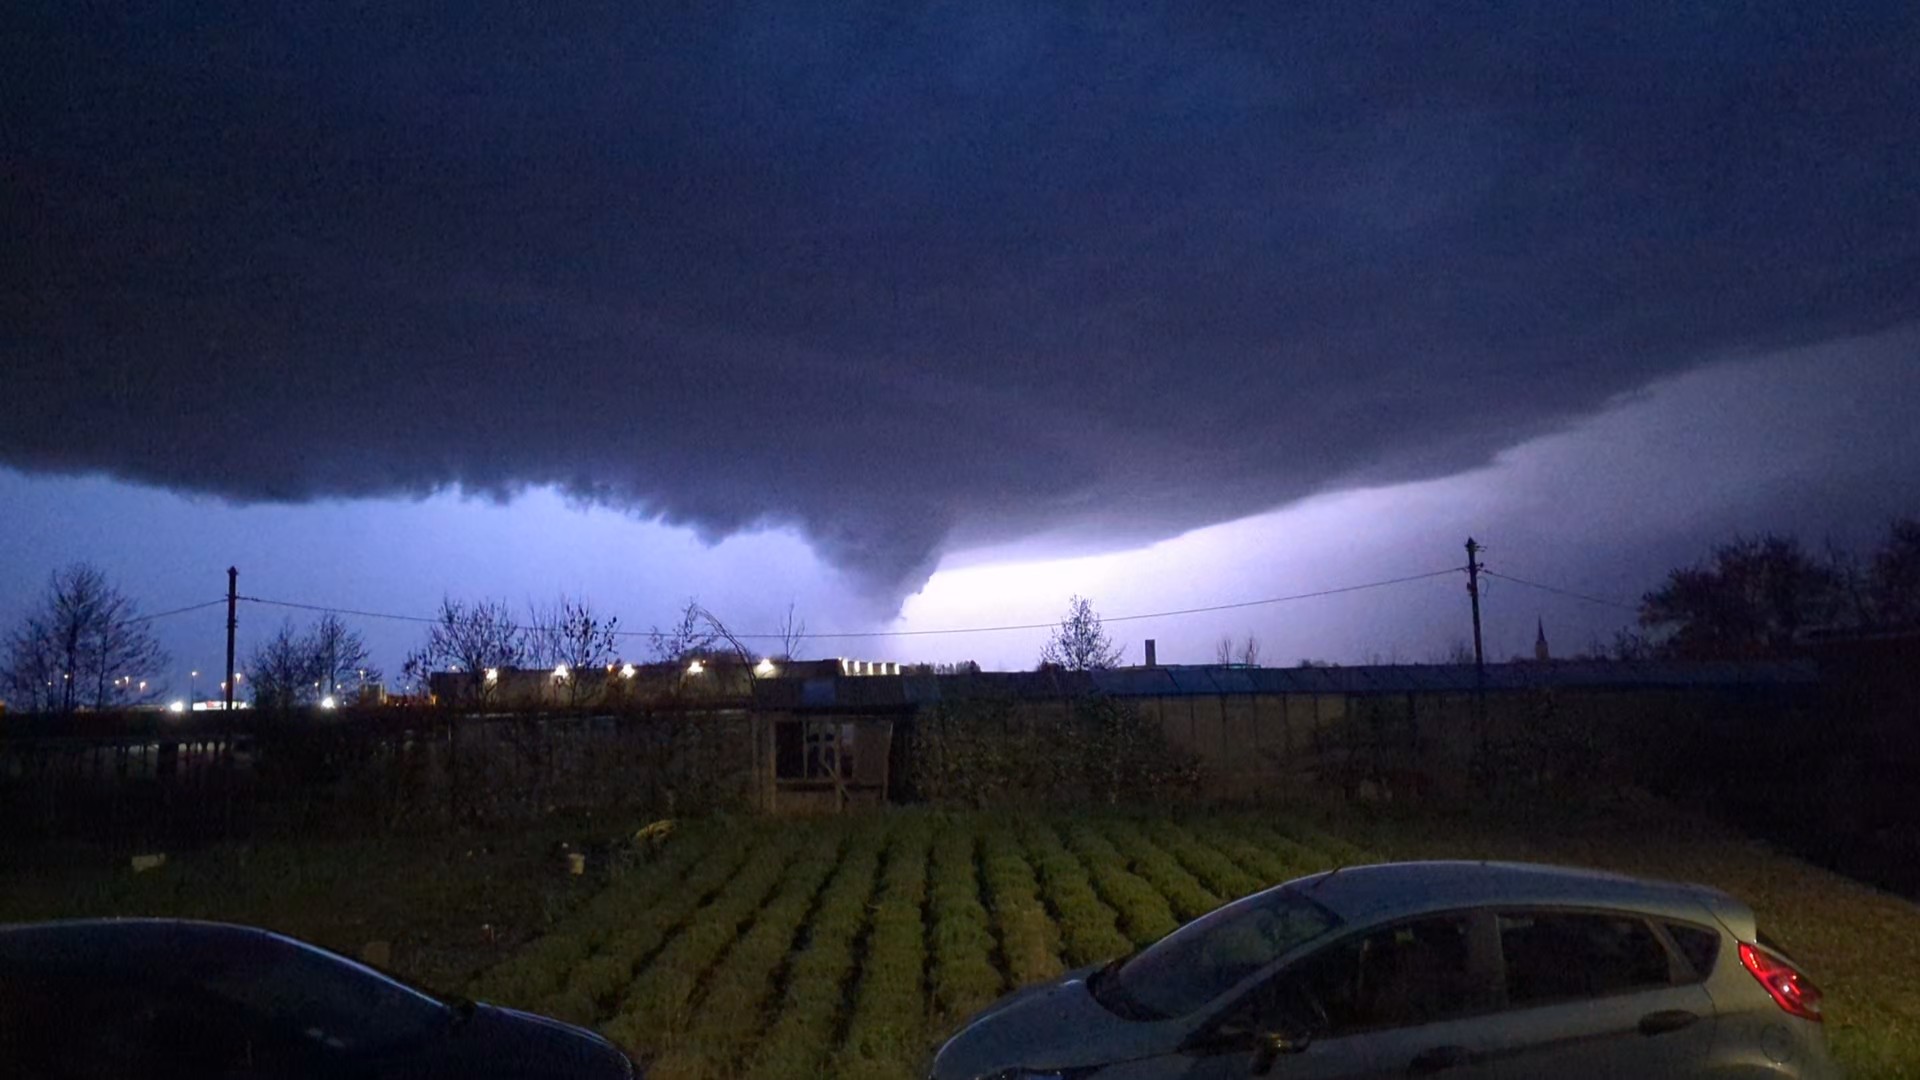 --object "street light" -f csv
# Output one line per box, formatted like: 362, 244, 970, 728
168, 700, 186, 714
320, 695, 337, 710
755, 658, 776, 677
686, 660, 704, 675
